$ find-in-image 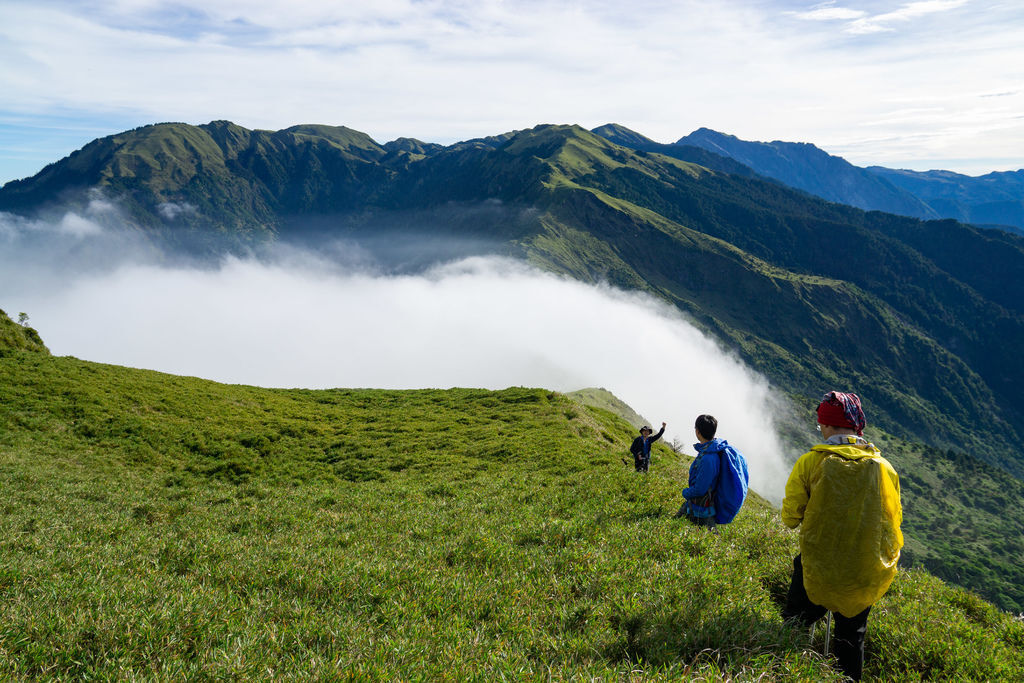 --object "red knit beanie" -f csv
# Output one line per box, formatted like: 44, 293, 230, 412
816, 391, 866, 435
